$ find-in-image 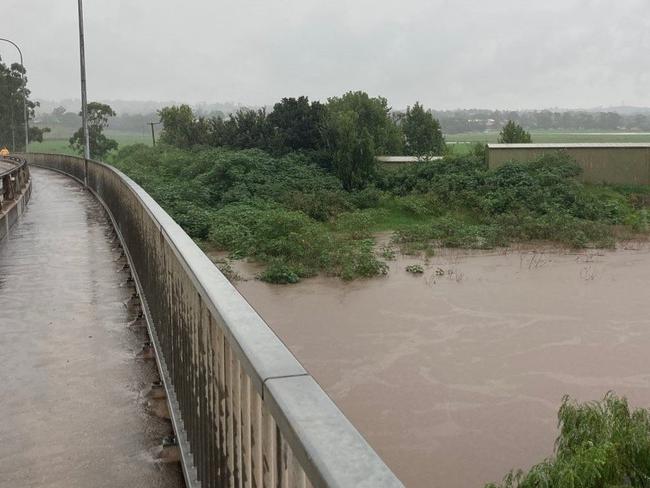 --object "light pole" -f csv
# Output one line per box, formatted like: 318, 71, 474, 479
77, 0, 90, 185
0, 38, 29, 153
